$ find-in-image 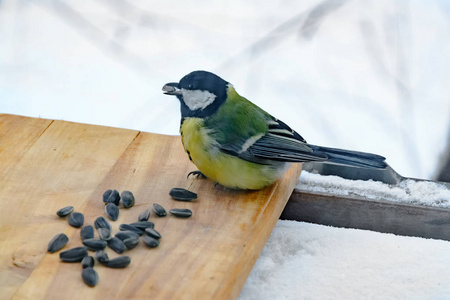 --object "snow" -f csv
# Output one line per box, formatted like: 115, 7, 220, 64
239, 220, 450, 300
238, 172, 450, 299
297, 171, 450, 208
2, 1, 450, 299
